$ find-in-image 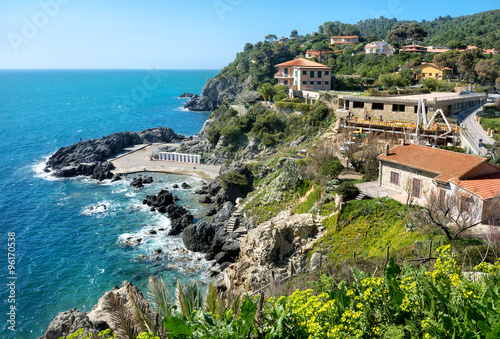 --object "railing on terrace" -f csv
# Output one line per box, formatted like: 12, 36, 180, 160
338, 92, 486, 103
340, 117, 460, 132
274, 72, 293, 78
